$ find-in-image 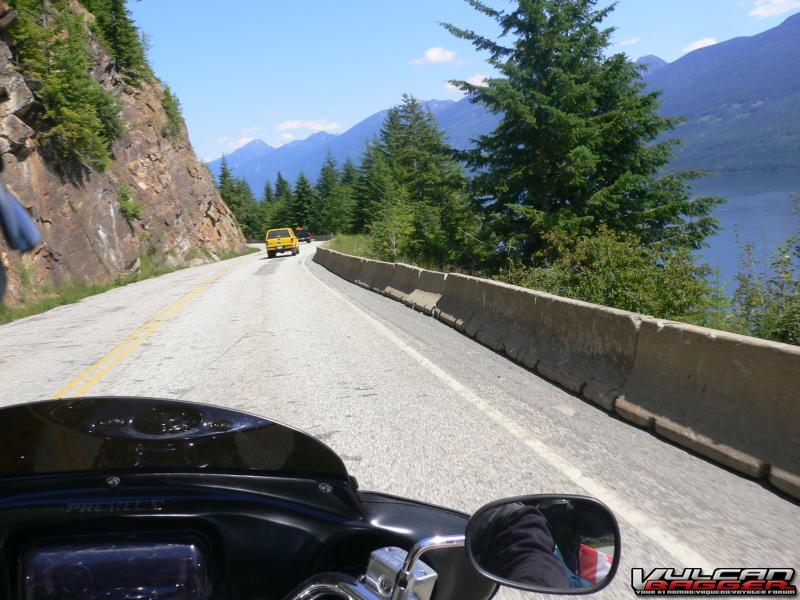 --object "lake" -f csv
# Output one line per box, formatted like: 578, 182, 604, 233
692, 172, 800, 292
